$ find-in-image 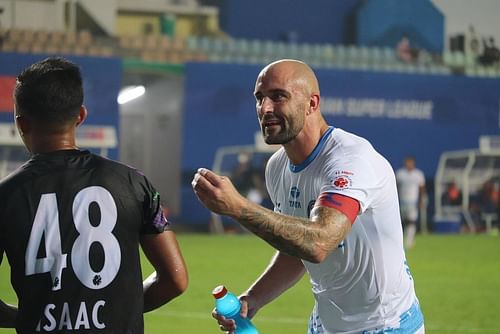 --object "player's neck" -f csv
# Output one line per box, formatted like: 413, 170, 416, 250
284, 122, 329, 165
29, 132, 79, 154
